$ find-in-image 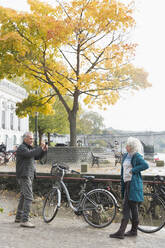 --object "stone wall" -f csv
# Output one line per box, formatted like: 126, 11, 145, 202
0, 172, 119, 197
46, 147, 105, 165
0, 172, 157, 199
